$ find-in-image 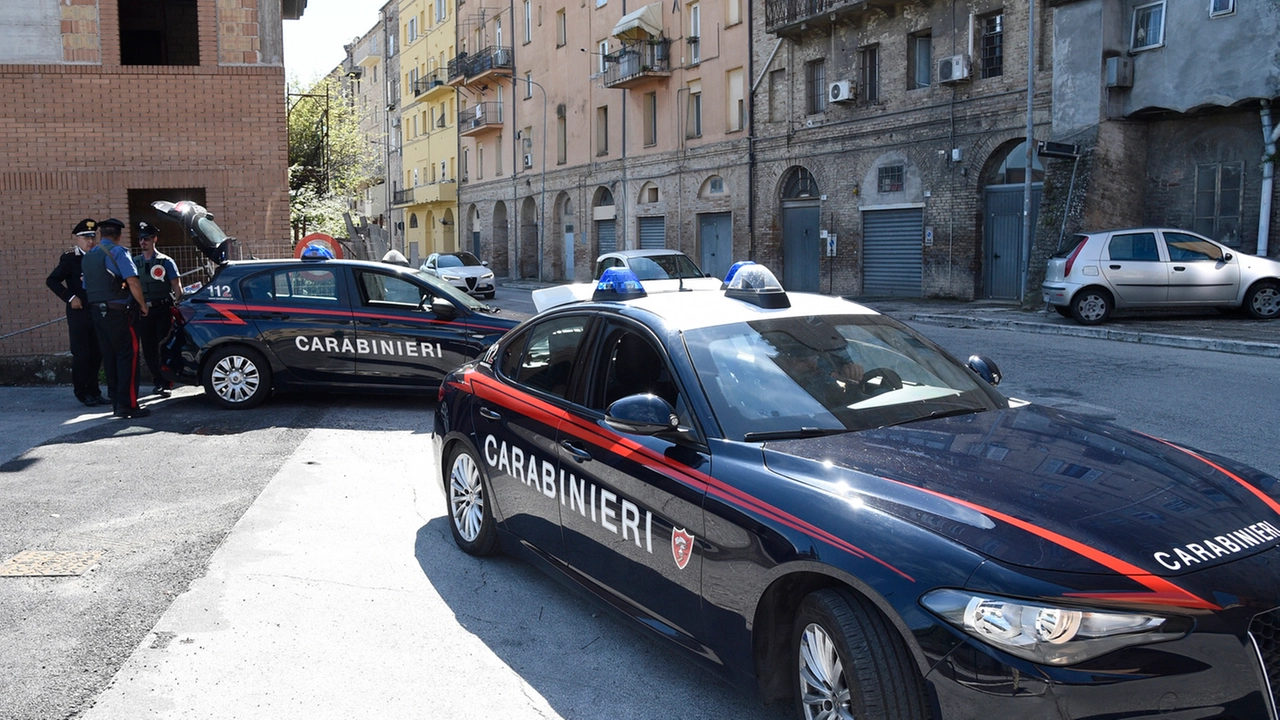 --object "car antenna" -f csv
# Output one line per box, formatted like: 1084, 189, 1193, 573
677, 261, 689, 292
